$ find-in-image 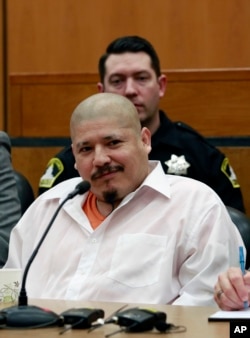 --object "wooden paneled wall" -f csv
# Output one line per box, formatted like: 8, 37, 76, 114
8, 69, 250, 216
7, 0, 250, 74
4, 1, 250, 131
